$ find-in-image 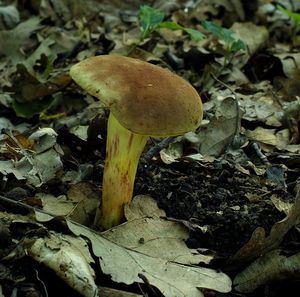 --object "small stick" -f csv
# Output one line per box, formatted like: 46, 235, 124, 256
142, 136, 176, 163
